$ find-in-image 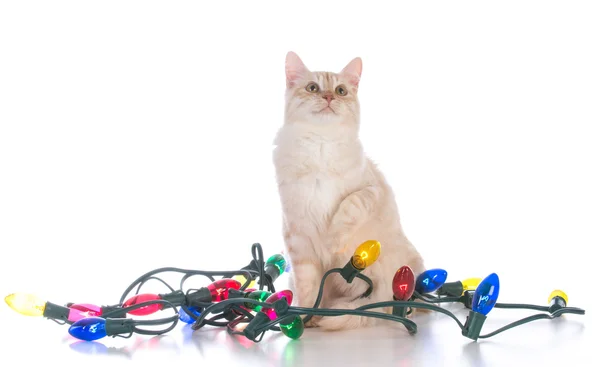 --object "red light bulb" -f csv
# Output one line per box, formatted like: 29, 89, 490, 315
392, 265, 416, 301
262, 290, 293, 320
207, 278, 242, 302
122, 293, 163, 316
